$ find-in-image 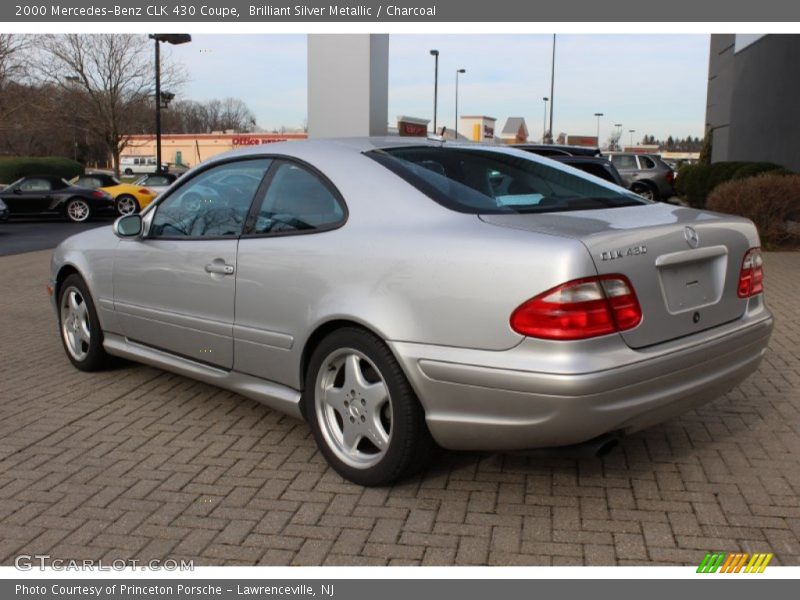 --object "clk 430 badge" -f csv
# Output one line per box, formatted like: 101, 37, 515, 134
600, 245, 648, 261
